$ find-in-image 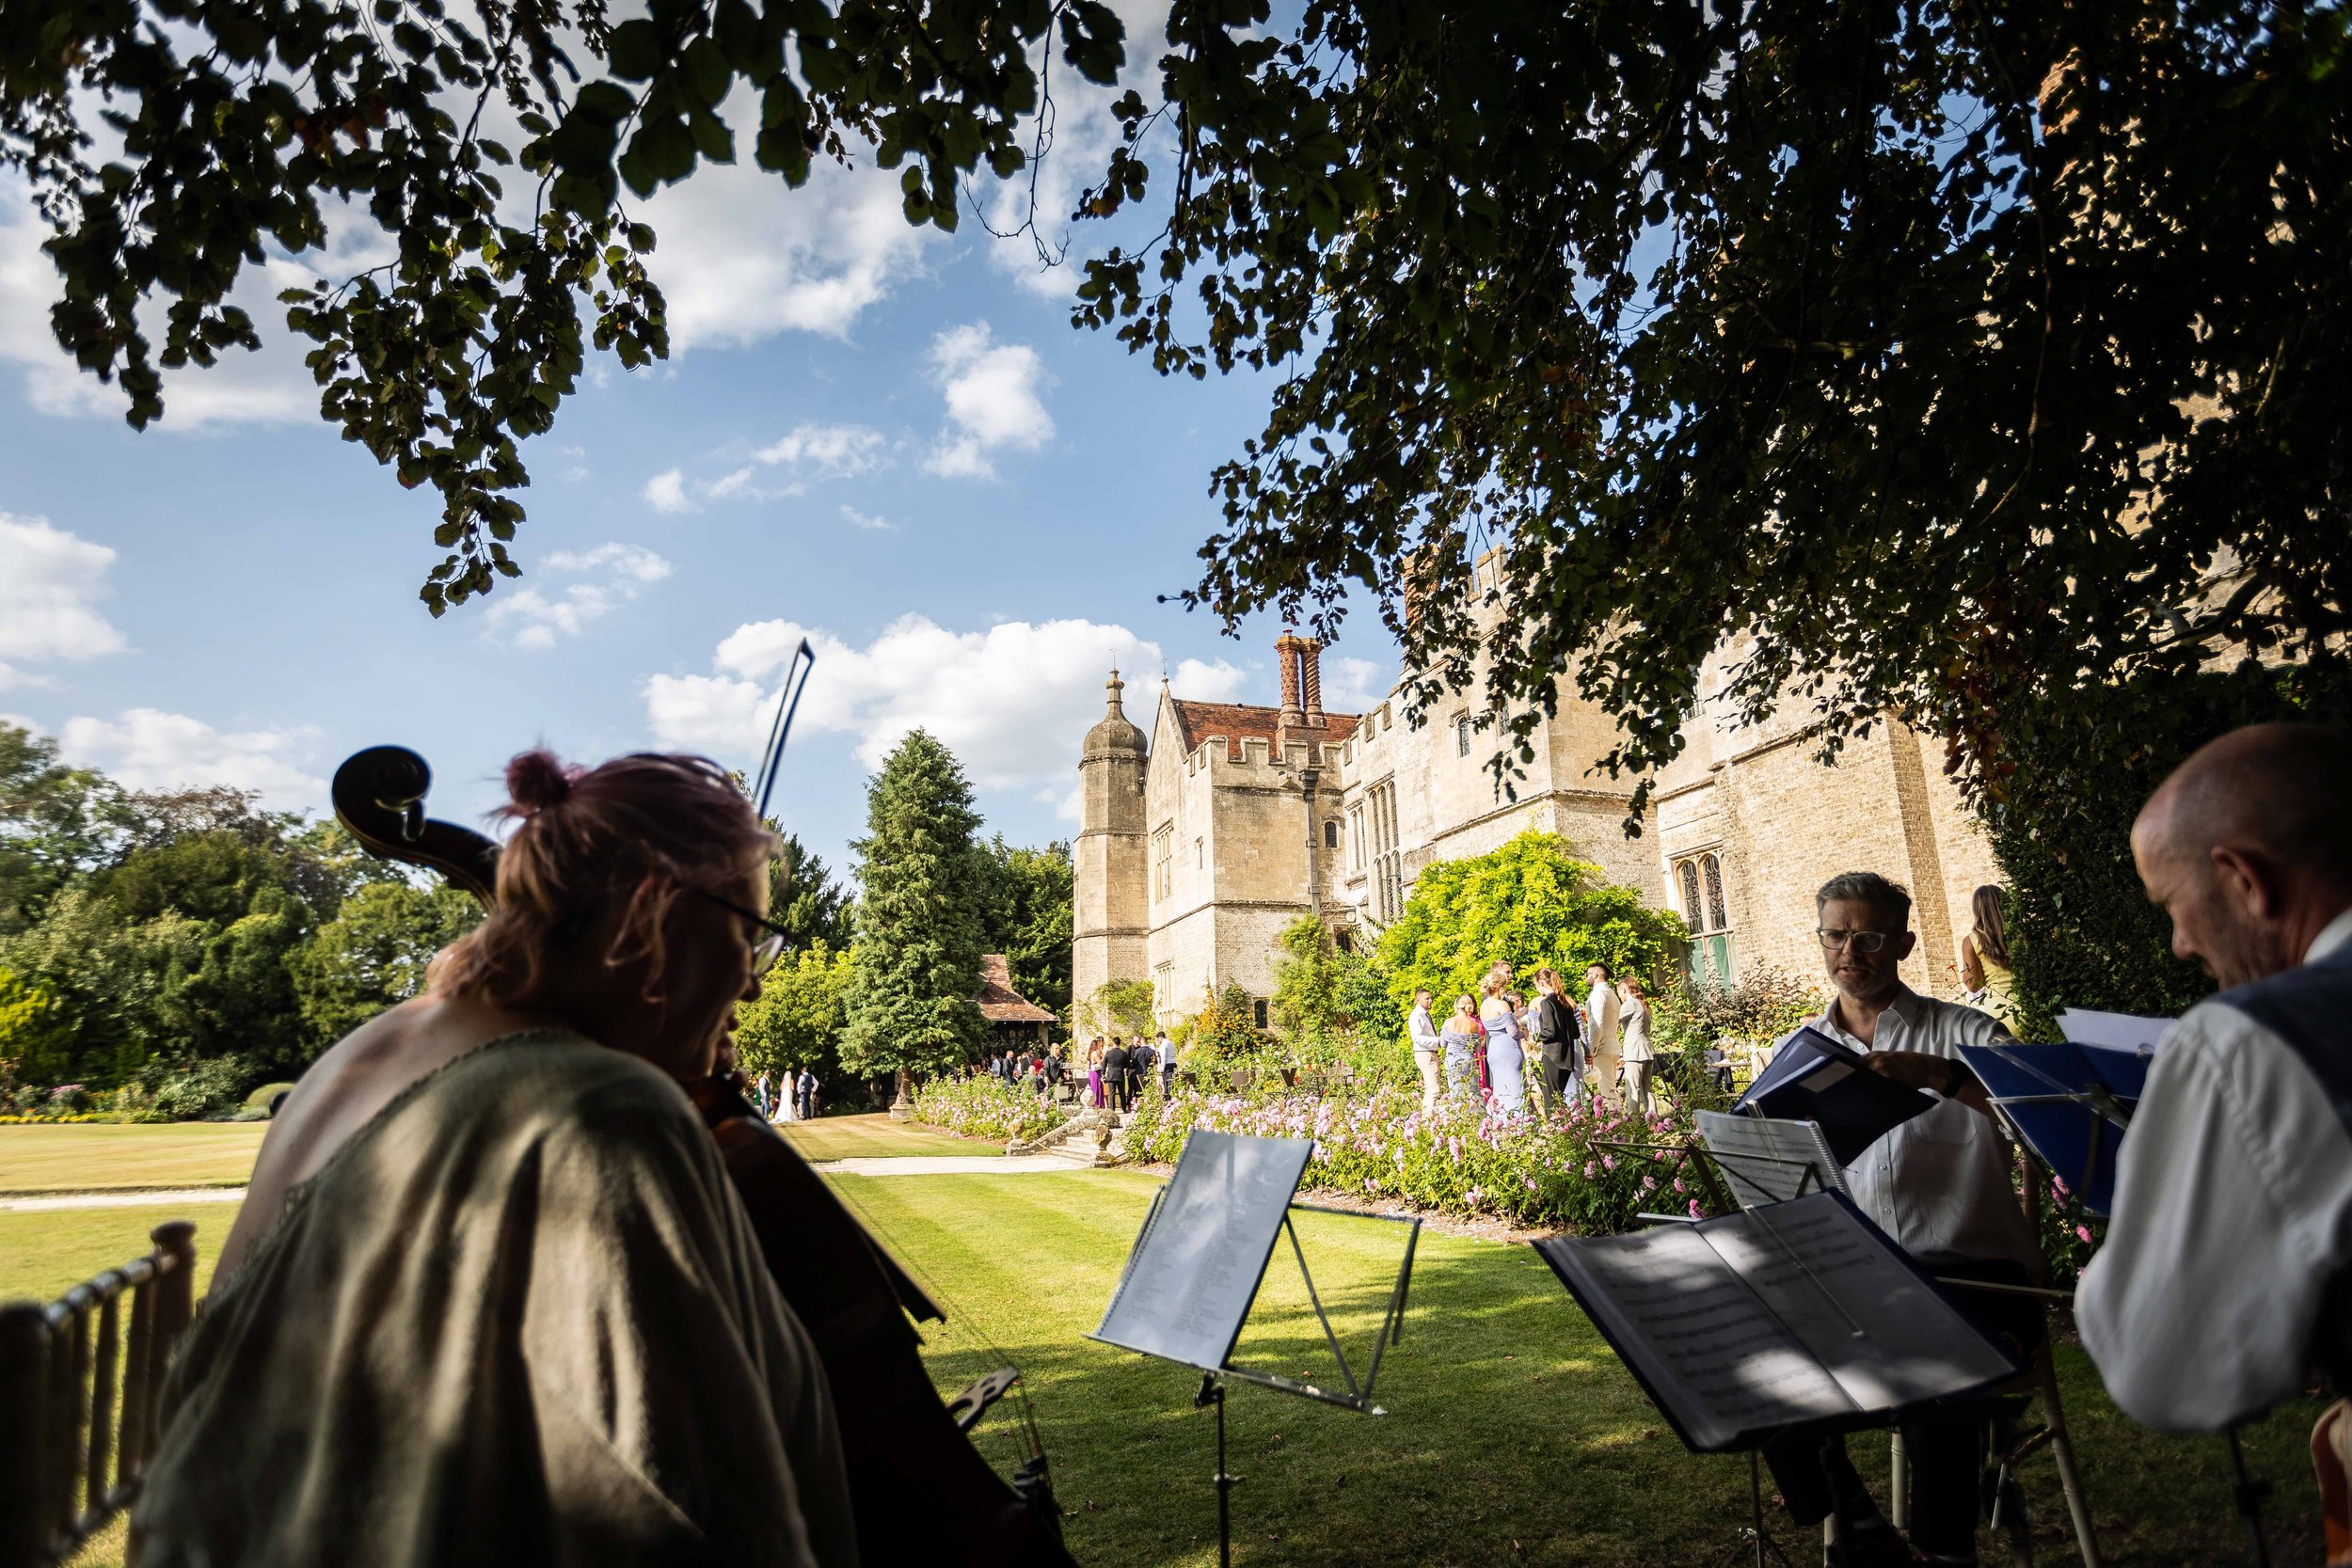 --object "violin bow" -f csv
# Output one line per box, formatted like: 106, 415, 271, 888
741, 633, 1058, 1479
751, 639, 817, 825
